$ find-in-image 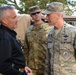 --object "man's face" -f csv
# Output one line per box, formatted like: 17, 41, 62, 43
46, 12, 59, 26
2, 9, 18, 30
30, 11, 42, 21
